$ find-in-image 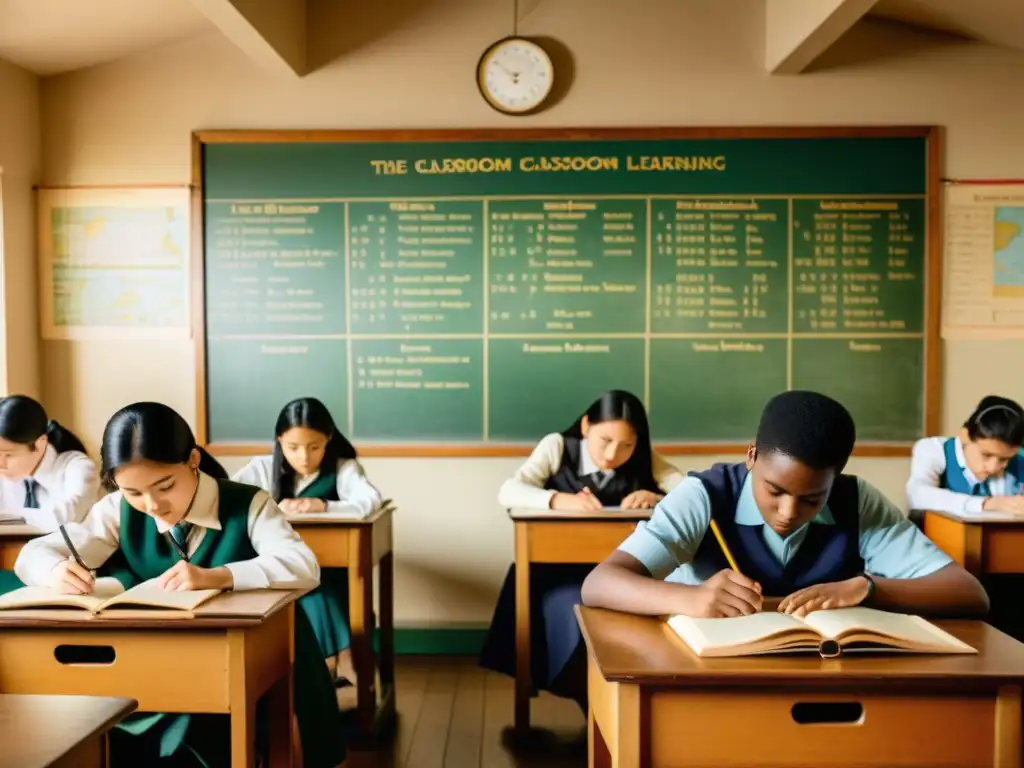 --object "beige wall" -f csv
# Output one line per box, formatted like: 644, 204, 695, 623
0, 58, 40, 396
35, 0, 1024, 627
